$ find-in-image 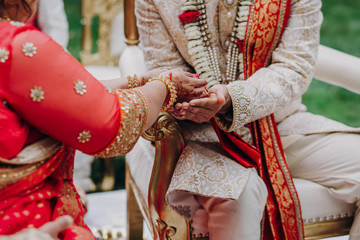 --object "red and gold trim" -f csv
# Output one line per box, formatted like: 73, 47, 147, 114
246, 0, 292, 75
245, 0, 304, 239
94, 89, 148, 158
242, 0, 304, 238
